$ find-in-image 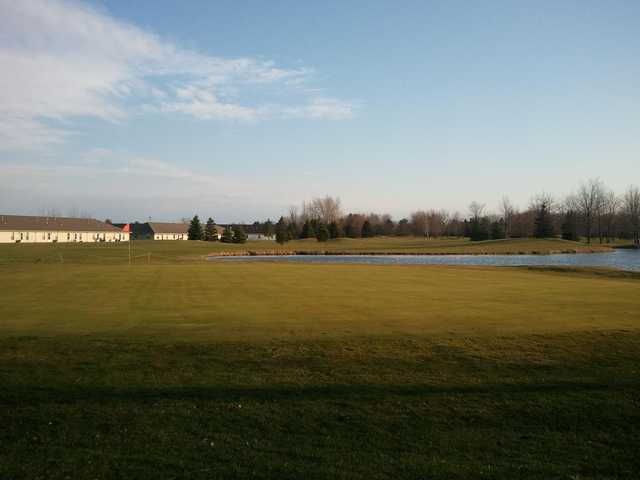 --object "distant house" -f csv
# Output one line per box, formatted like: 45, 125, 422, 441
0, 215, 129, 243
128, 221, 224, 240
149, 223, 190, 240
232, 224, 275, 241
246, 232, 274, 241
